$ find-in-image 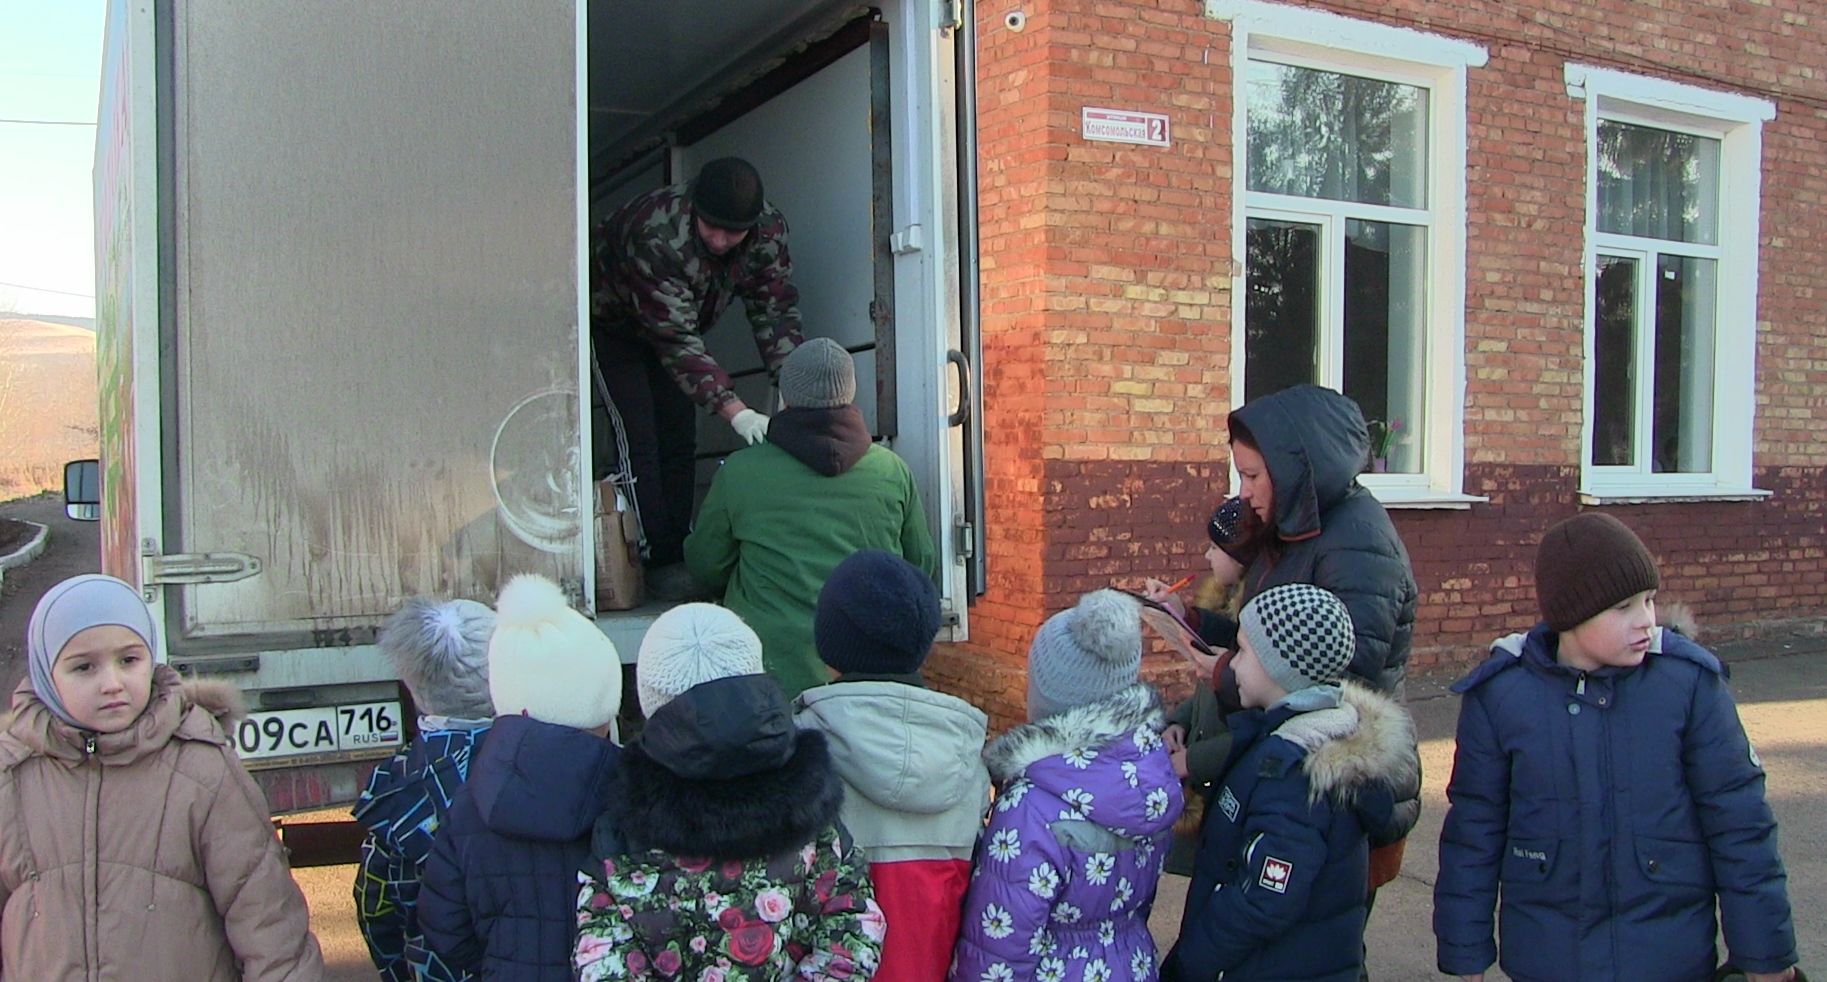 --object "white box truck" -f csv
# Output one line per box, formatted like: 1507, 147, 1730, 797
88, 0, 985, 825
